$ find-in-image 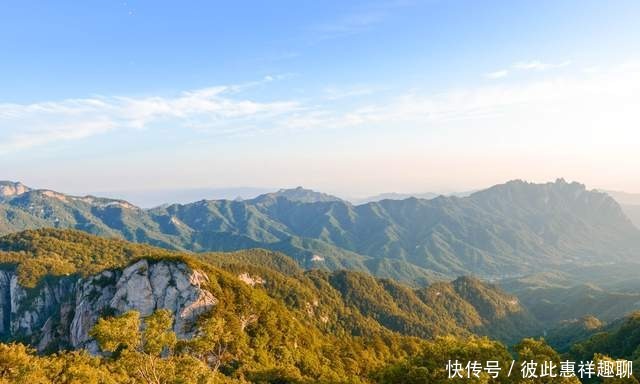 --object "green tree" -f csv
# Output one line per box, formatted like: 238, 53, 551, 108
0, 343, 49, 384
514, 338, 580, 384
91, 310, 213, 384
